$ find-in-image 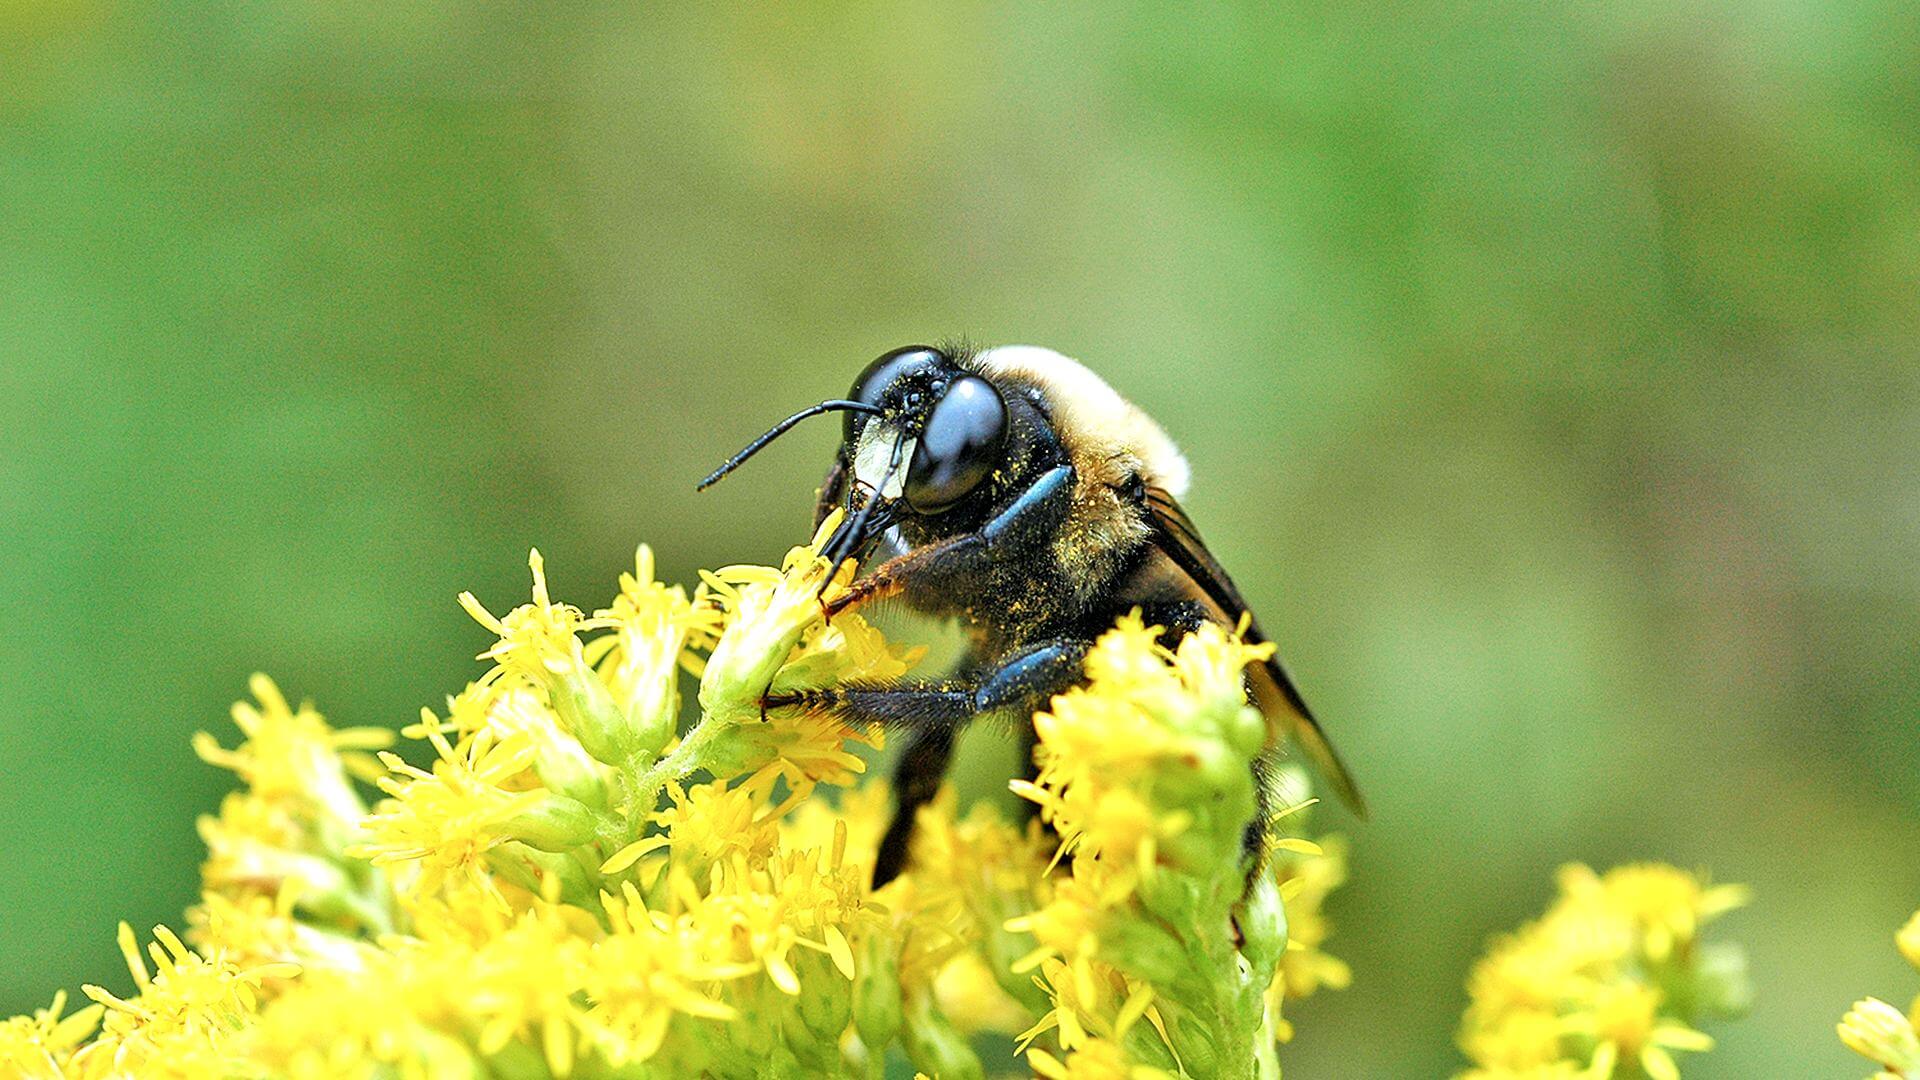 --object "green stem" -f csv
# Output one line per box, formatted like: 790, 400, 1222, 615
626, 712, 736, 825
